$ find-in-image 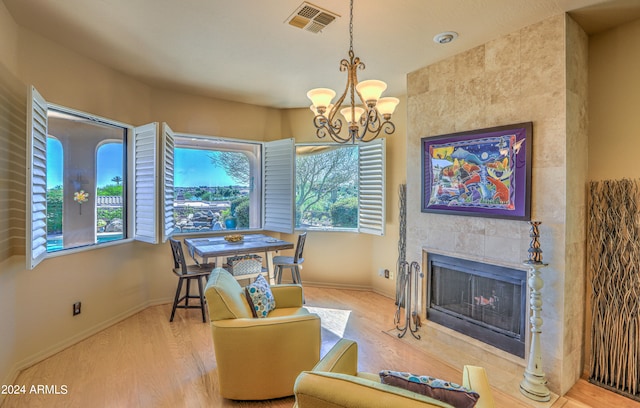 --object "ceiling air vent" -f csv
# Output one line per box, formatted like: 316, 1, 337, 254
285, 2, 339, 34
